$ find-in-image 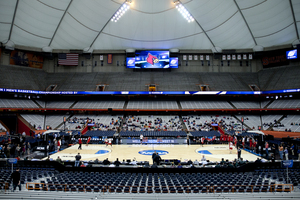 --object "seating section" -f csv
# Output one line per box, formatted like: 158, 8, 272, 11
61, 115, 123, 131
0, 168, 57, 191
0, 64, 299, 92
0, 123, 6, 131
46, 101, 75, 109
119, 131, 187, 137
21, 114, 45, 129
261, 115, 283, 130
73, 101, 125, 109
0, 166, 298, 194
182, 115, 240, 132
272, 115, 300, 132
268, 99, 300, 108
0, 99, 39, 108
231, 101, 261, 109
36, 100, 46, 108
33, 170, 296, 193
122, 115, 182, 131
261, 101, 271, 109
45, 115, 71, 130
180, 101, 233, 109
235, 115, 261, 130
127, 101, 178, 110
